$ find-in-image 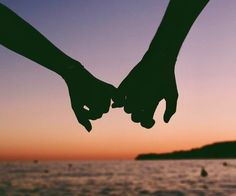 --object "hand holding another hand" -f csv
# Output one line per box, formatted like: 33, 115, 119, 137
62, 60, 116, 132
112, 53, 178, 129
